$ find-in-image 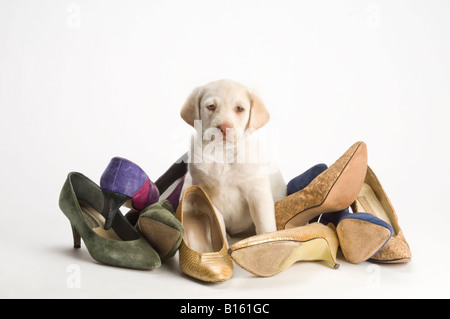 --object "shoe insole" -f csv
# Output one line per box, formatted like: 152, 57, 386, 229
186, 212, 214, 253
183, 194, 222, 253
79, 200, 122, 241
356, 184, 393, 228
